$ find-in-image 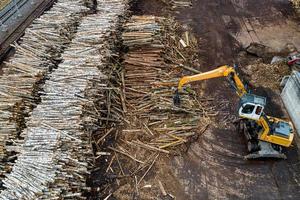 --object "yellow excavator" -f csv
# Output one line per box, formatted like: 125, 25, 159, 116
174, 65, 294, 159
